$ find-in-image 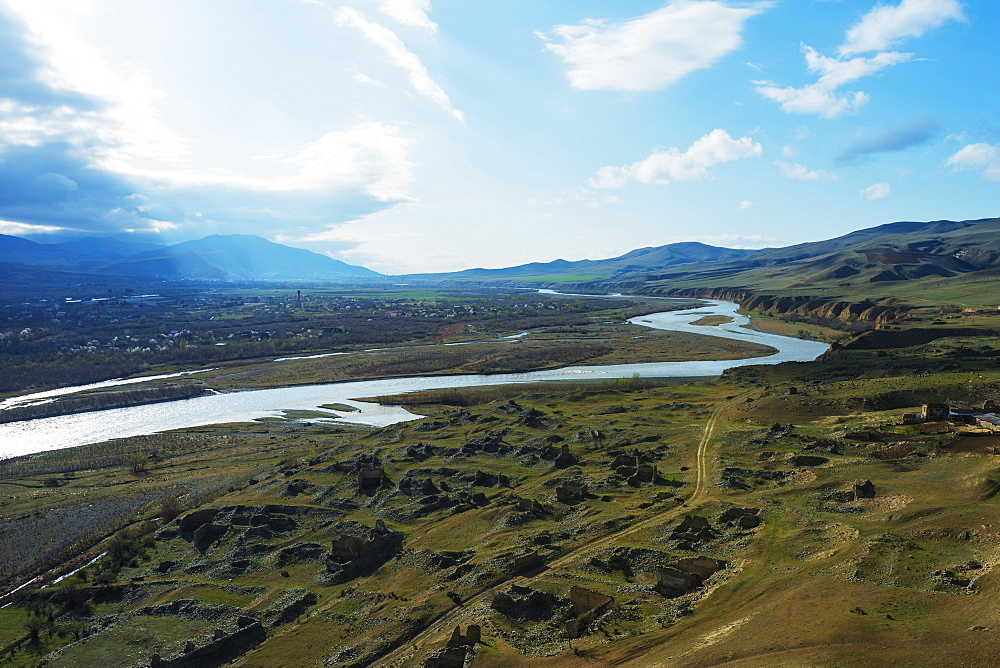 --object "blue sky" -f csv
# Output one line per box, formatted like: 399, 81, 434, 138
0, 0, 996, 273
